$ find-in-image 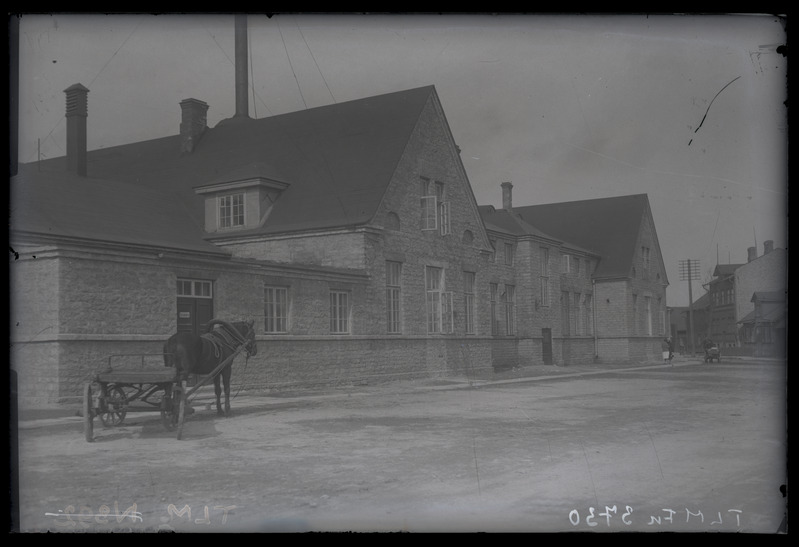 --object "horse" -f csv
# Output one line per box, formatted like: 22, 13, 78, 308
163, 319, 257, 417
